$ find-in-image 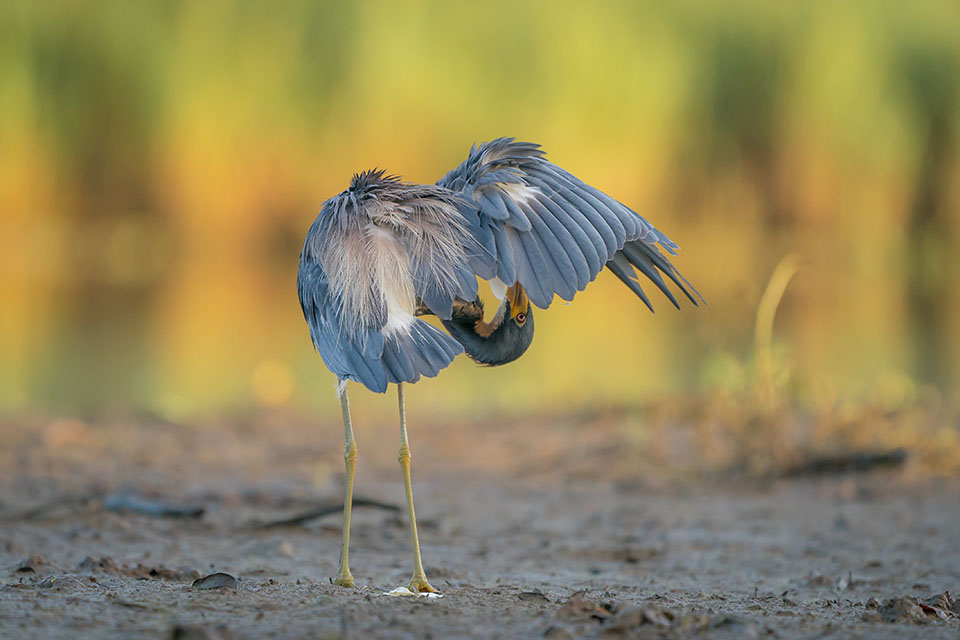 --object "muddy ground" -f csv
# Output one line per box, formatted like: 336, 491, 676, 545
1, 408, 959, 639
